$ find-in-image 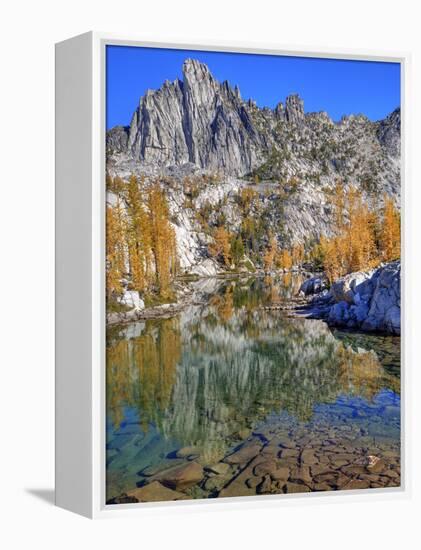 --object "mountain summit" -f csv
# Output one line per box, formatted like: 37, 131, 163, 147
107, 58, 400, 195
